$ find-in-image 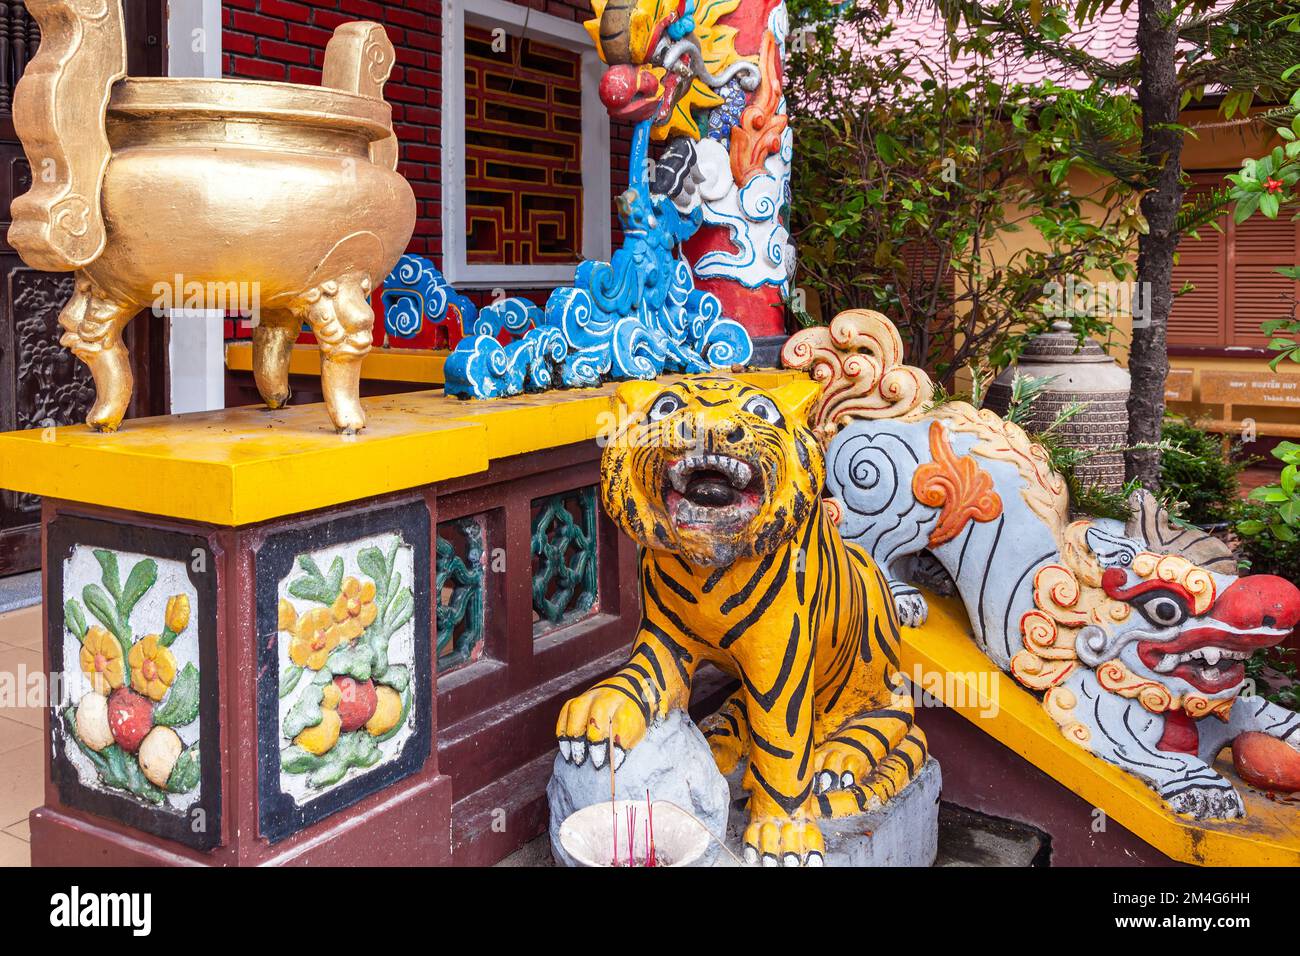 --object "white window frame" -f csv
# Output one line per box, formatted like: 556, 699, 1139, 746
166, 0, 226, 415
441, 0, 612, 287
